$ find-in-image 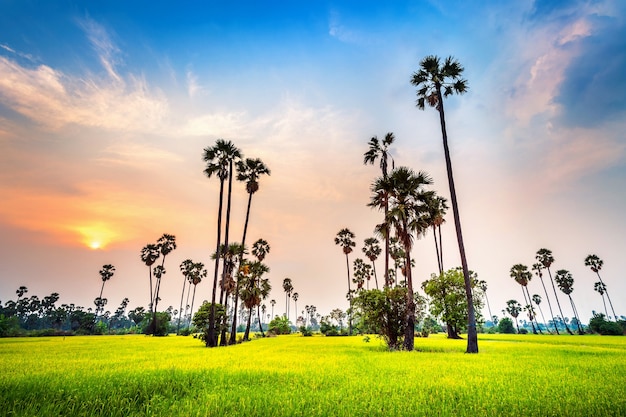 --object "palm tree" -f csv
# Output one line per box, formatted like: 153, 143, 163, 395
411, 55, 477, 353
203, 139, 242, 347
532, 294, 549, 334
362, 237, 381, 290
477, 280, 493, 326
509, 264, 538, 334
585, 254, 617, 320
140, 243, 160, 330
96, 264, 115, 318
370, 167, 432, 351
252, 239, 271, 261
214, 242, 244, 345
335, 228, 356, 335
594, 282, 609, 318
240, 260, 271, 341
506, 299, 522, 333
270, 299, 276, 320
282, 278, 293, 320
352, 258, 367, 292
424, 193, 448, 275
364, 132, 395, 287
532, 262, 559, 334
150, 233, 176, 334
536, 248, 572, 334
188, 261, 207, 331
555, 269, 584, 334
177, 259, 193, 334
292, 292, 299, 321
